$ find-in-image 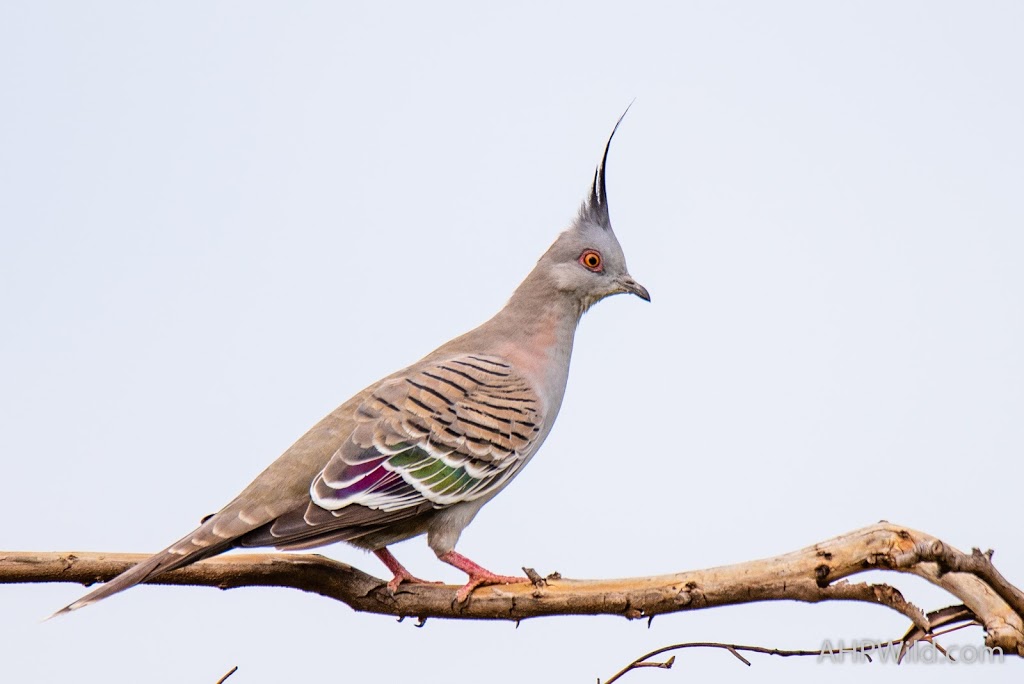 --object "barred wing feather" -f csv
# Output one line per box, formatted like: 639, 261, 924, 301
312, 354, 543, 513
